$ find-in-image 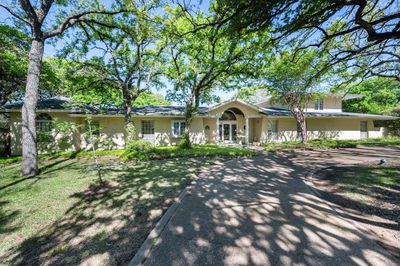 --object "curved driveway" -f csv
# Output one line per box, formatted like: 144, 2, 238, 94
143, 147, 400, 266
